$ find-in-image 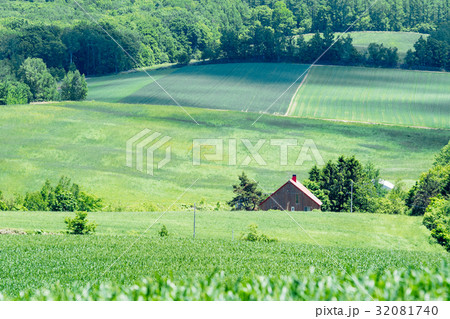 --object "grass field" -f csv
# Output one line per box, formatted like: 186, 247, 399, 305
303, 31, 427, 60
88, 63, 309, 114
0, 211, 440, 251
0, 211, 448, 299
0, 102, 448, 209
288, 66, 450, 129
